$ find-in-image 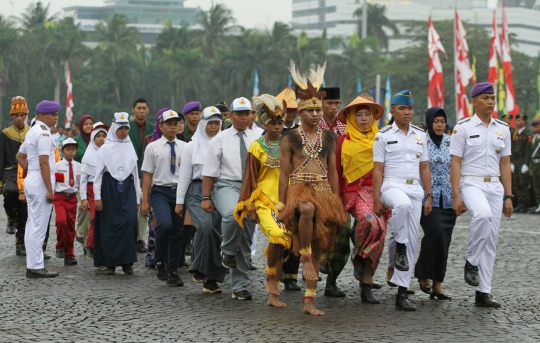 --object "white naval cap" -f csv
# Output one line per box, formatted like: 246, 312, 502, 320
113, 112, 130, 124
201, 106, 223, 120
231, 97, 252, 112
62, 137, 78, 148
160, 110, 182, 123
